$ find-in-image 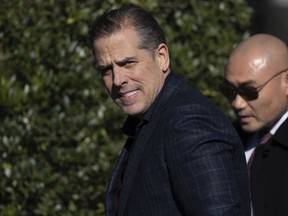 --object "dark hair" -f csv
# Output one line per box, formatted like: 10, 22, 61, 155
90, 4, 166, 56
